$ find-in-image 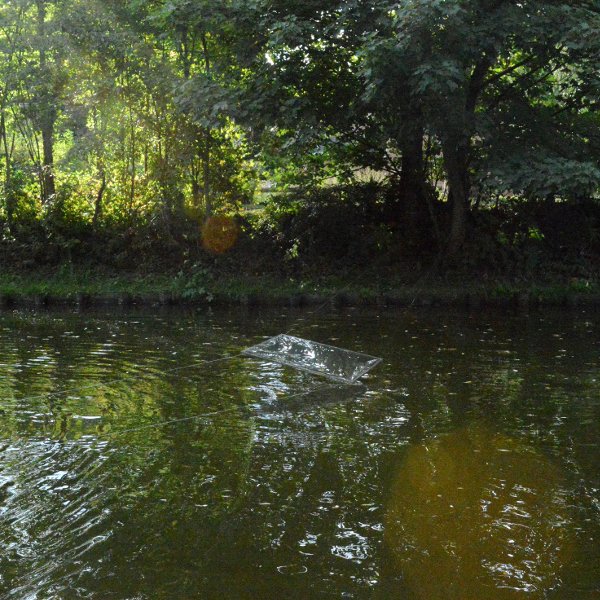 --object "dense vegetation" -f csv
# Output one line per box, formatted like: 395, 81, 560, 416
0, 0, 599, 284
